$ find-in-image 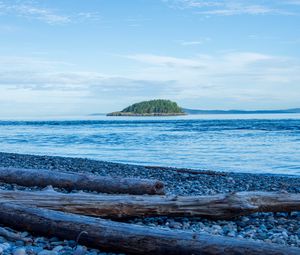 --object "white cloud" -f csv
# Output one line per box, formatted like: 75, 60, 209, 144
0, 56, 170, 116
0, 64, 155, 94
0, 51, 299, 117
15, 5, 70, 24
124, 51, 300, 108
163, 0, 297, 16
163, 0, 223, 9
125, 54, 203, 68
180, 41, 203, 45
178, 37, 211, 46
0, 1, 70, 24
0, 1, 101, 24
125, 52, 275, 71
199, 4, 276, 16
285, 0, 300, 5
